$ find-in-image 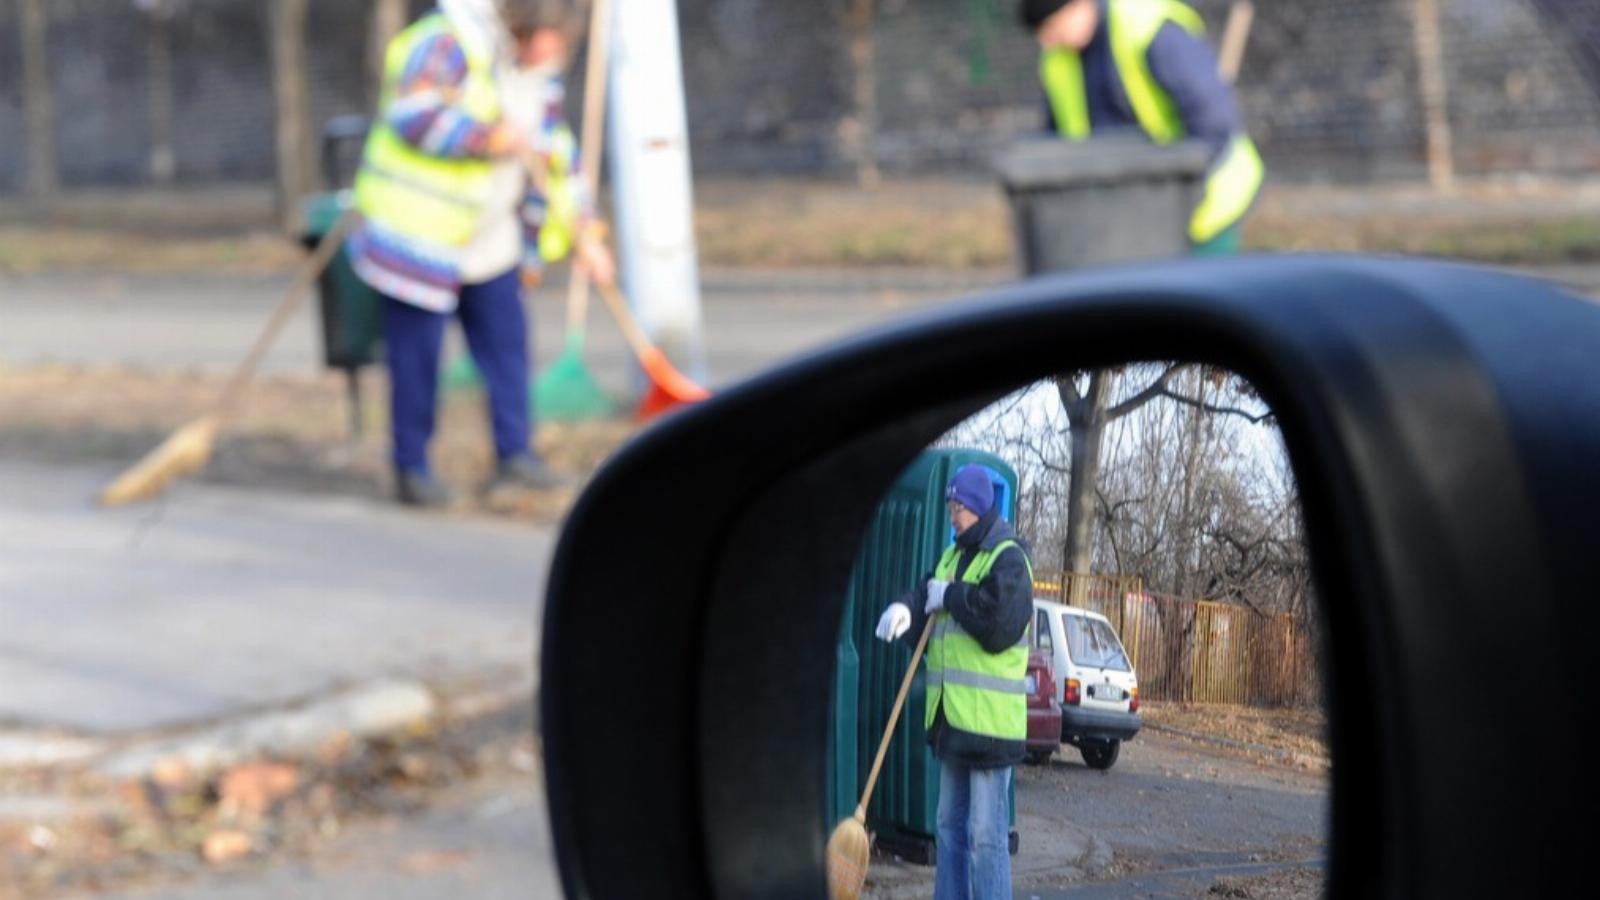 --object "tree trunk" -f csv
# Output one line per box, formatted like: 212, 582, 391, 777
369, 0, 408, 108
20, 0, 58, 197
845, 0, 880, 188
1060, 371, 1110, 601
1411, 0, 1454, 191
270, 0, 316, 233
147, 5, 177, 183
1174, 370, 1207, 597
